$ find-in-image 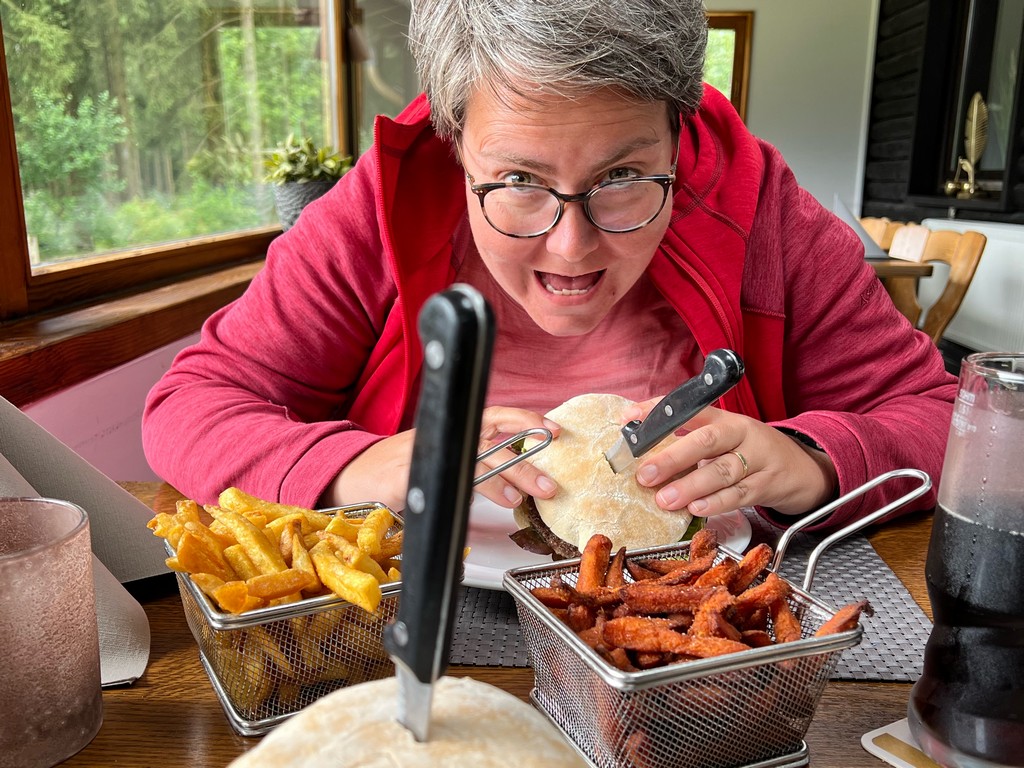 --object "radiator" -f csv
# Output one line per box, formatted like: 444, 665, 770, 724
920, 218, 1024, 353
